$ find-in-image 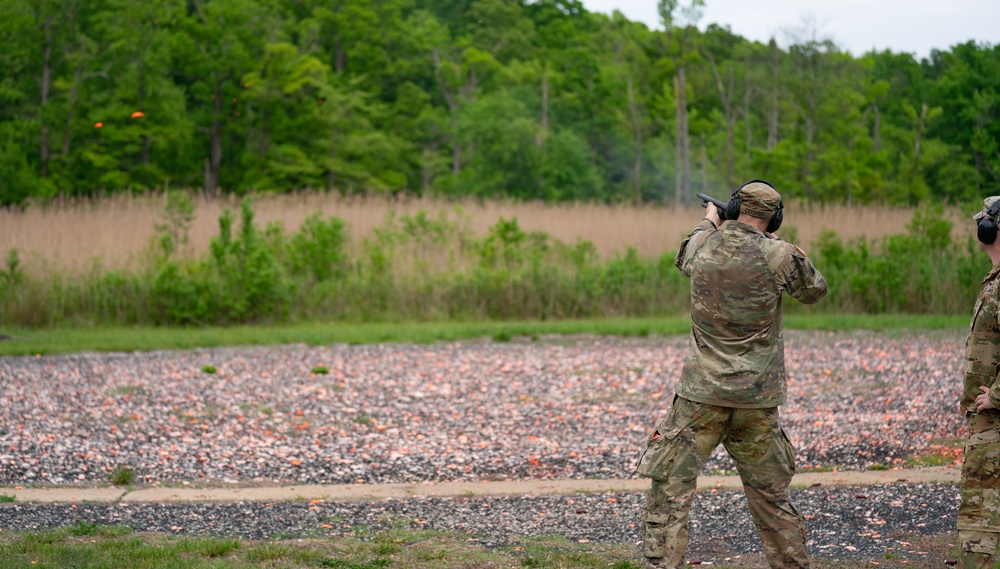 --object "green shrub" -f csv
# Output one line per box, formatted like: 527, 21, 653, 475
153, 260, 217, 325
1, 248, 24, 288
68, 519, 99, 536
109, 466, 136, 486
290, 213, 348, 282
209, 200, 289, 323
191, 537, 240, 557
810, 217, 989, 314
